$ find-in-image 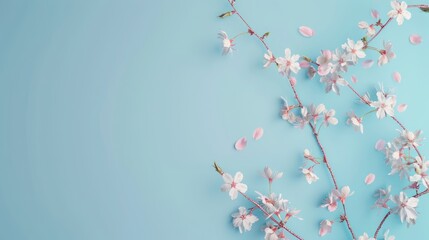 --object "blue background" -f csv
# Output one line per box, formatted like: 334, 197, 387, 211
0, 0, 428, 239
